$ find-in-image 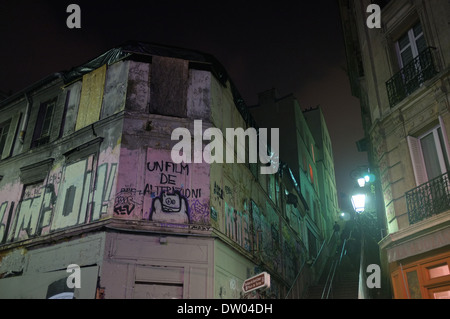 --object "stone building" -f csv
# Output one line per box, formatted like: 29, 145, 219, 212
0, 42, 339, 298
339, 0, 450, 298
